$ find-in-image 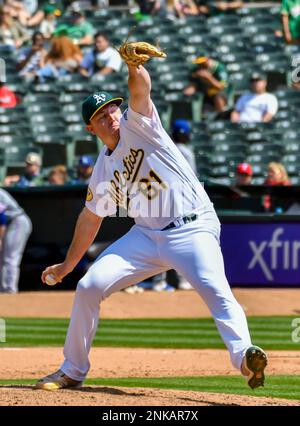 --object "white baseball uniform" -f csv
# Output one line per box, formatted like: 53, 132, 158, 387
60, 103, 252, 381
